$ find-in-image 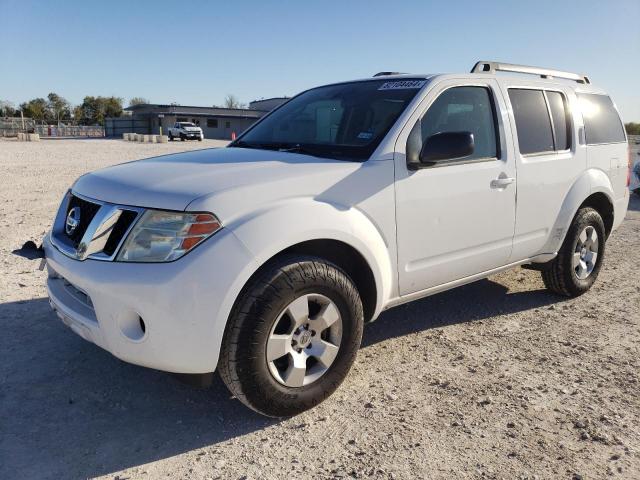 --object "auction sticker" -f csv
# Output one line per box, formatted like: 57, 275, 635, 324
378, 80, 426, 90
